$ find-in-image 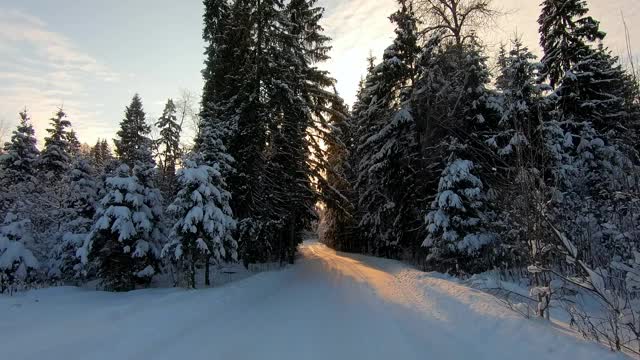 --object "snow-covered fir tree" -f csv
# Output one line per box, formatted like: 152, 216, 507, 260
156, 99, 182, 195
66, 129, 82, 158
198, 0, 341, 264
80, 165, 160, 291
49, 159, 98, 282
133, 161, 165, 272
354, 0, 423, 257
320, 94, 357, 251
38, 108, 72, 179
113, 94, 166, 277
538, 0, 605, 89
114, 94, 152, 168
0, 109, 39, 187
90, 138, 114, 171
488, 38, 547, 269
163, 154, 236, 288
0, 212, 39, 293
555, 45, 632, 137
539, 0, 639, 153
0, 110, 40, 217
411, 35, 499, 272
26, 109, 80, 271
423, 141, 496, 274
